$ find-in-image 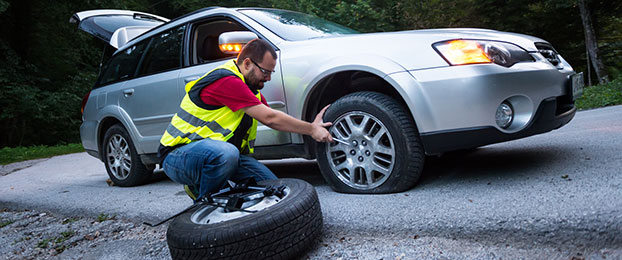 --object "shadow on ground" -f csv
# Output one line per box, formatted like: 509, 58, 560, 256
148, 159, 327, 187
146, 144, 572, 192
418, 144, 571, 188
263, 159, 327, 187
